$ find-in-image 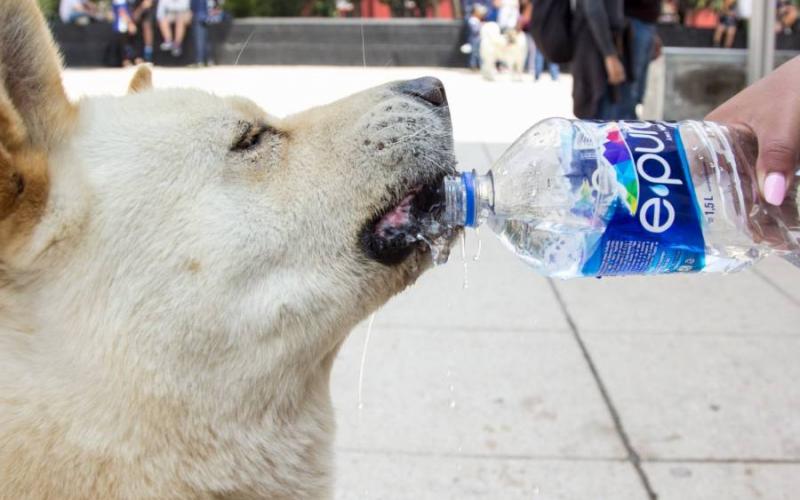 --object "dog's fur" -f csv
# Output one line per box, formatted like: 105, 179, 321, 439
0, 1, 454, 498
480, 22, 528, 82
